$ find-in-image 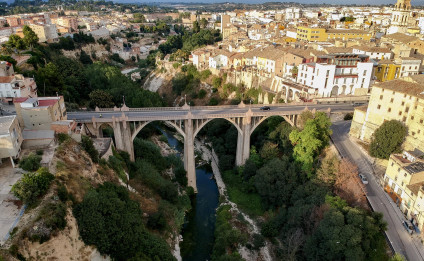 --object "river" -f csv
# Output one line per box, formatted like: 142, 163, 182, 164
160, 129, 220, 261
